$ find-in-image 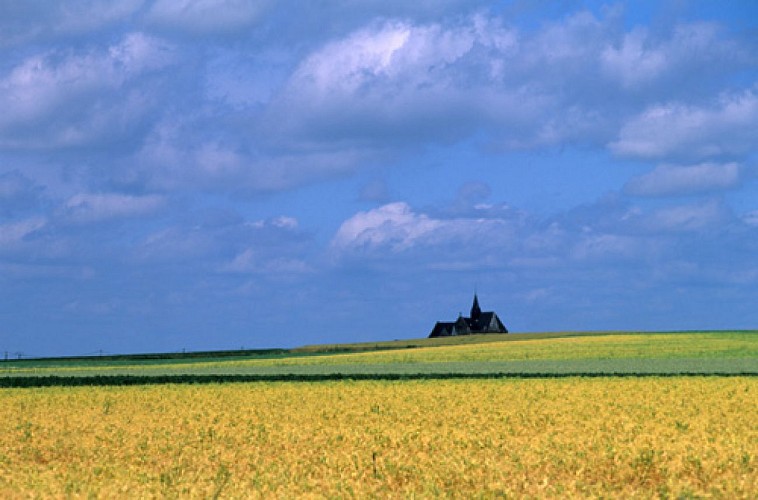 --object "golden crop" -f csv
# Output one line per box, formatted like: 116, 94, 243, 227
0, 377, 755, 498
